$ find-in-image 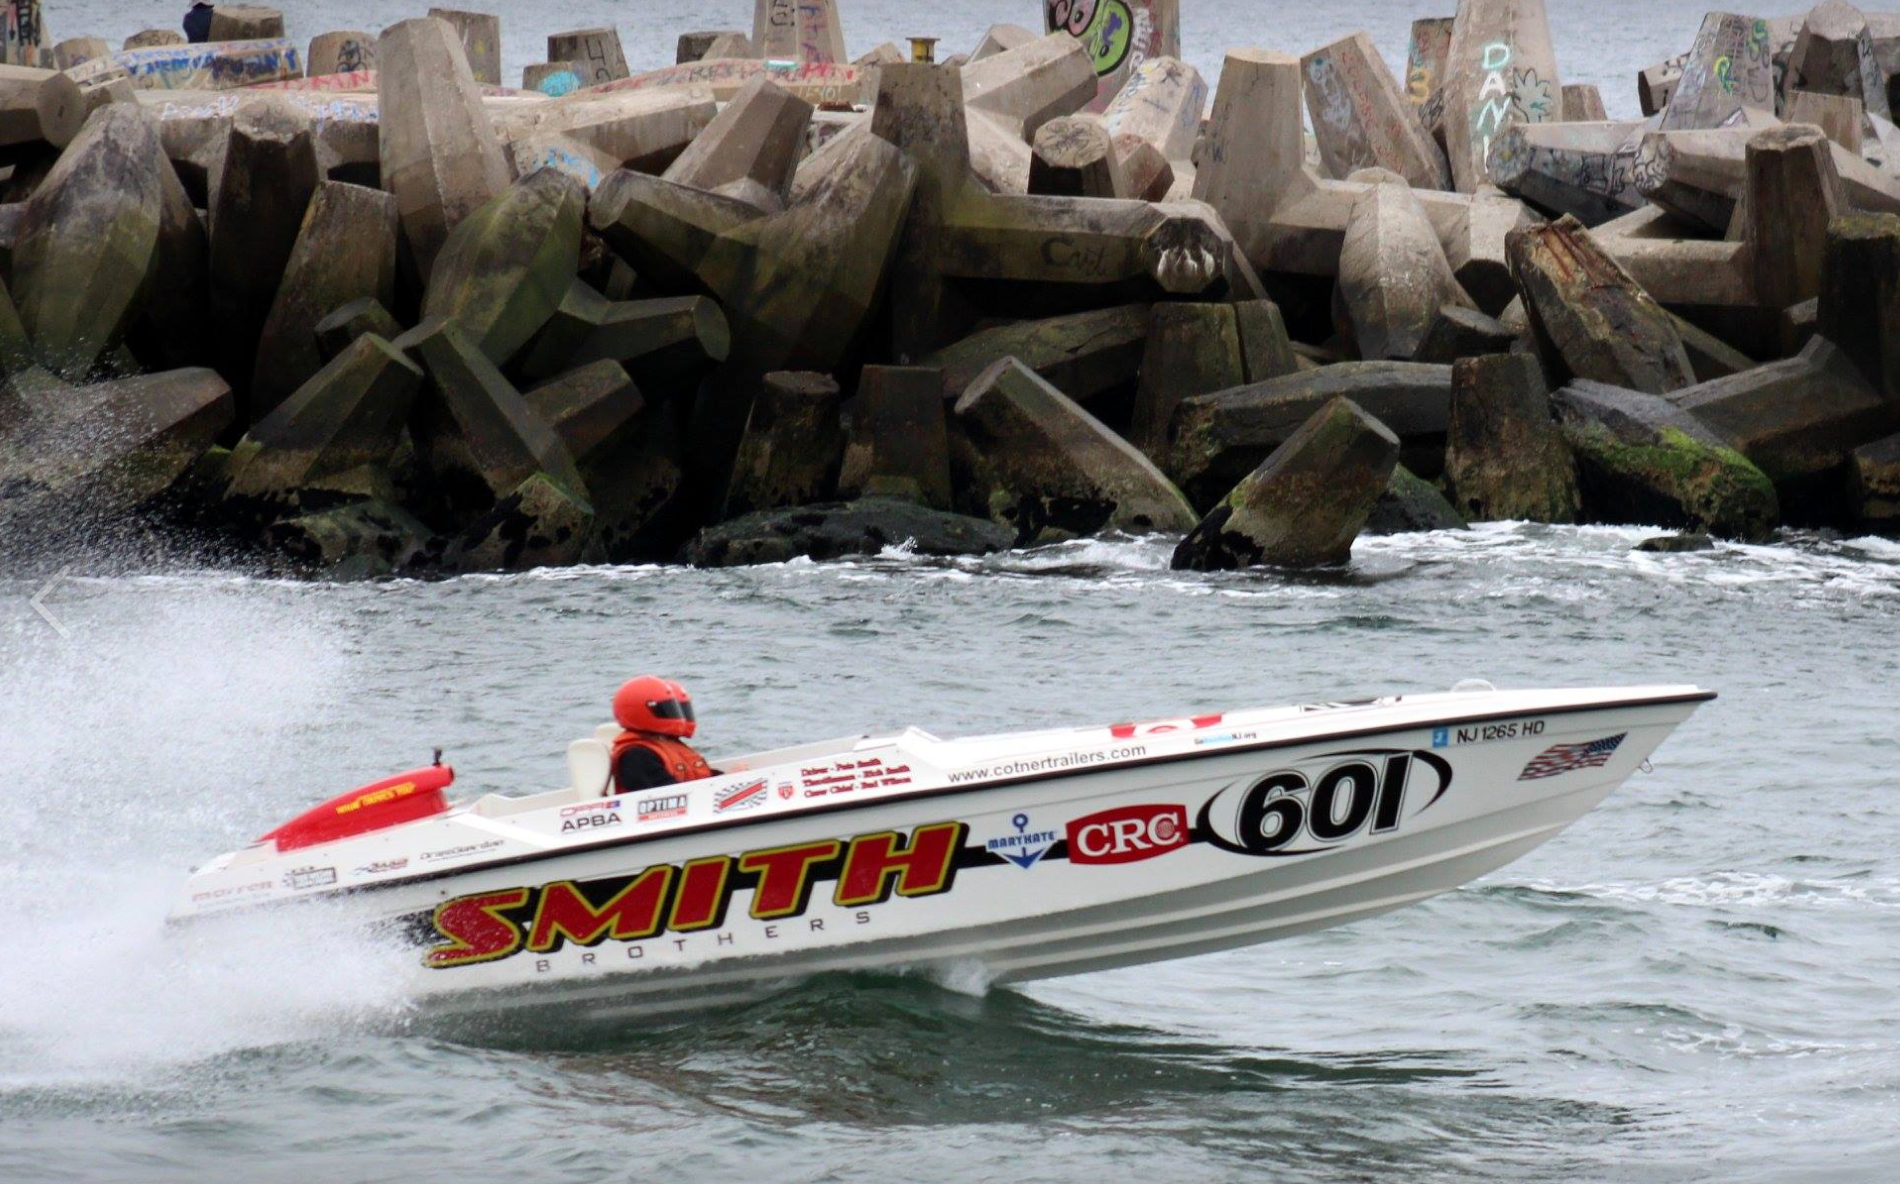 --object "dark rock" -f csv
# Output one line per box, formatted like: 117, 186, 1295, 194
684, 497, 1015, 567
1551, 378, 1779, 539
953, 357, 1197, 544
1633, 532, 1715, 552
1365, 465, 1468, 534
1444, 353, 1579, 523
1745, 124, 1844, 311
724, 371, 844, 518
1851, 432, 1900, 532
1166, 361, 1454, 508
839, 365, 951, 508
560, 295, 730, 385
1171, 396, 1400, 570
262, 499, 433, 579
445, 472, 594, 572
580, 396, 693, 564
1413, 305, 1517, 363
1508, 214, 1695, 394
